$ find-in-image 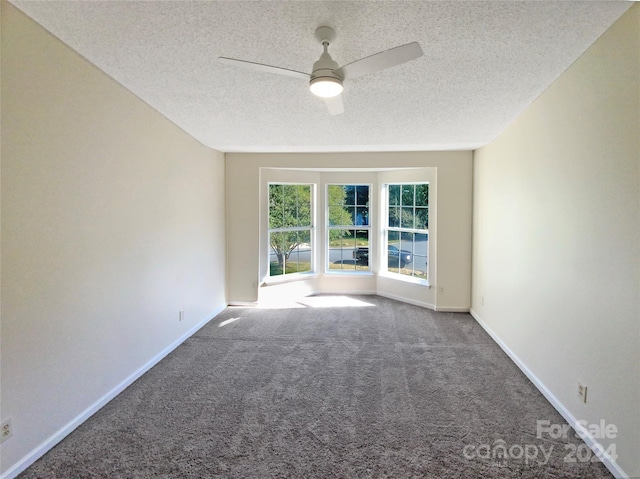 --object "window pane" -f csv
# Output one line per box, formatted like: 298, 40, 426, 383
356, 207, 368, 225
415, 207, 429, 230
288, 240, 300, 270
389, 185, 400, 206
414, 233, 428, 257
354, 229, 369, 271
282, 185, 297, 227
269, 232, 285, 276
391, 232, 408, 274
298, 229, 311, 247
296, 185, 311, 227
412, 255, 428, 279
415, 184, 429, 206
268, 184, 283, 229
271, 184, 311, 228
328, 205, 346, 226
269, 230, 312, 276
388, 207, 399, 227
387, 230, 401, 272
394, 232, 412, 275
356, 185, 370, 207
339, 230, 354, 269
401, 207, 414, 229
354, 229, 368, 247
328, 229, 369, 271
291, 231, 311, 273
344, 185, 356, 206
346, 206, 356, 225
329, 227, 348, 244
410, 233, 428, 279
402, 184, 414, 206
282, 184, 296, 197
401, 231, 414, 244
327, 185, 344, 206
